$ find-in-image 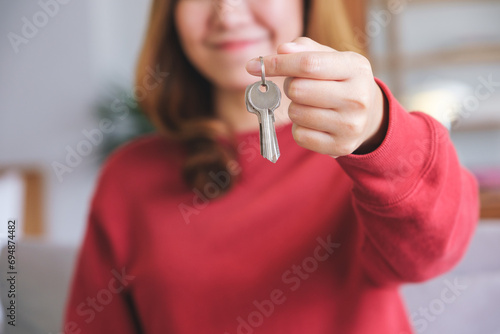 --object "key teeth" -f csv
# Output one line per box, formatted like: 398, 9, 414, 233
265, 151, 280, 163
263, 131, 280, 163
